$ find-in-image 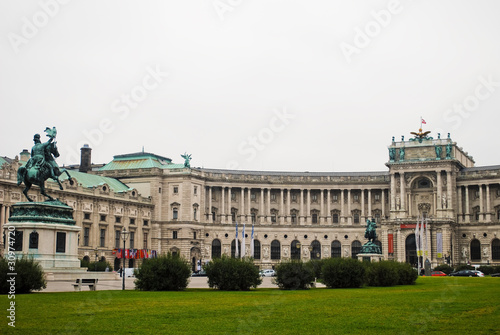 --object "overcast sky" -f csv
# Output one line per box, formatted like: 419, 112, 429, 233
1, 1, 499, 173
